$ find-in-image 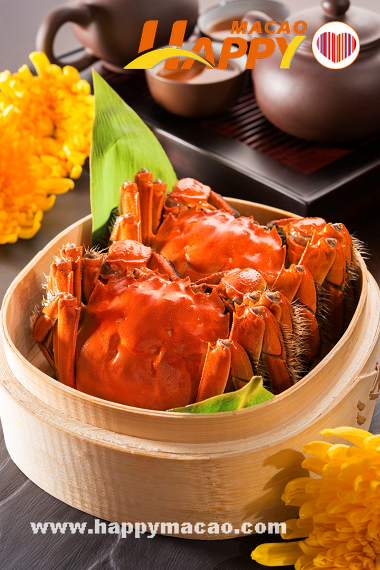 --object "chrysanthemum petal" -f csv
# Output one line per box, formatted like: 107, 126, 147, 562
363, 436, 380, 451
294, 554, 315, 570
282, 478, 320, 507
326, 444, 351, 462
251, 542, 303, 566
299, 541, 326, 557
0, 52, 93, 242
321, 428, 372, 448
38, 178, 75, 193
299, 499, 322, 519
346, 507, 373, 524
29, 51, 51, 76
302, 442, 332, 461
301, 458, 326, 476
18, 222, 41, 239
281, 519, 311, 540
